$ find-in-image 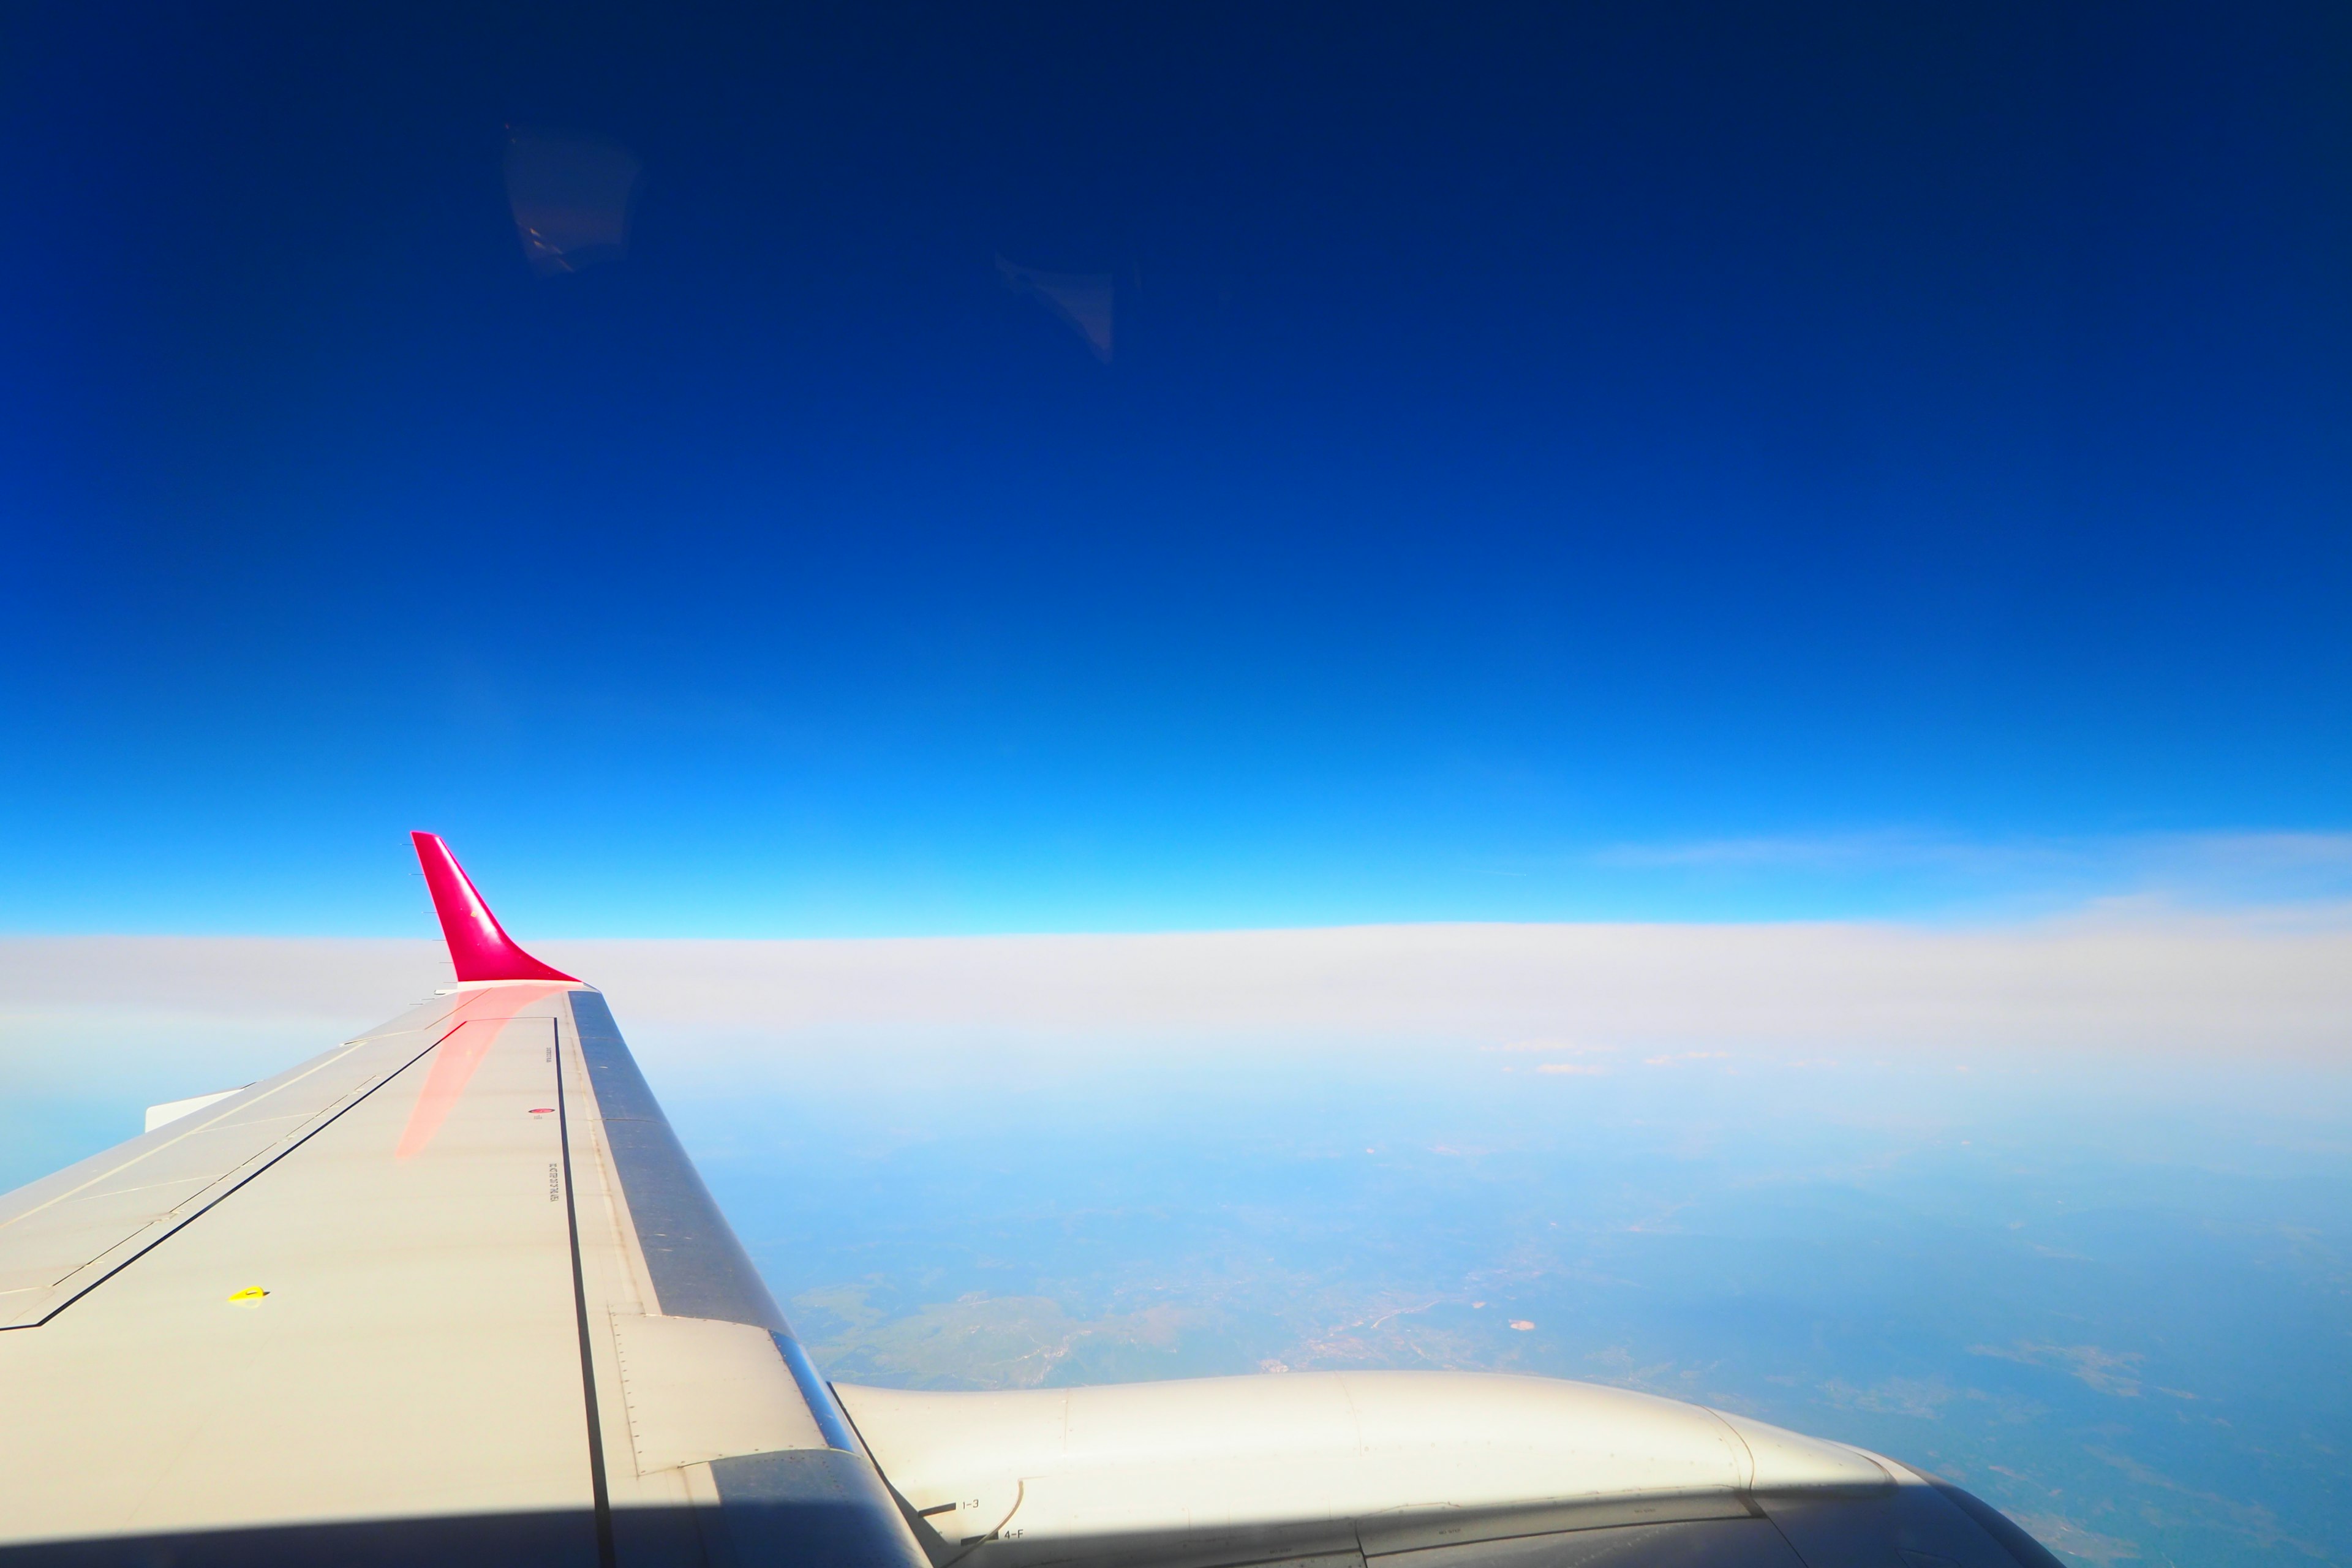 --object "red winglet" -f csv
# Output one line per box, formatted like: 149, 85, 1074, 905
410, 831, 579, 983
